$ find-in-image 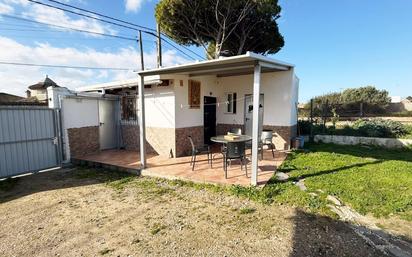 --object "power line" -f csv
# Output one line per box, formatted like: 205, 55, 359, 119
1, 14, 137, 41
27, 0, 146, 33
28, 0, 206, 60
46, 0, 157, 33
0, 61, 134, 70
